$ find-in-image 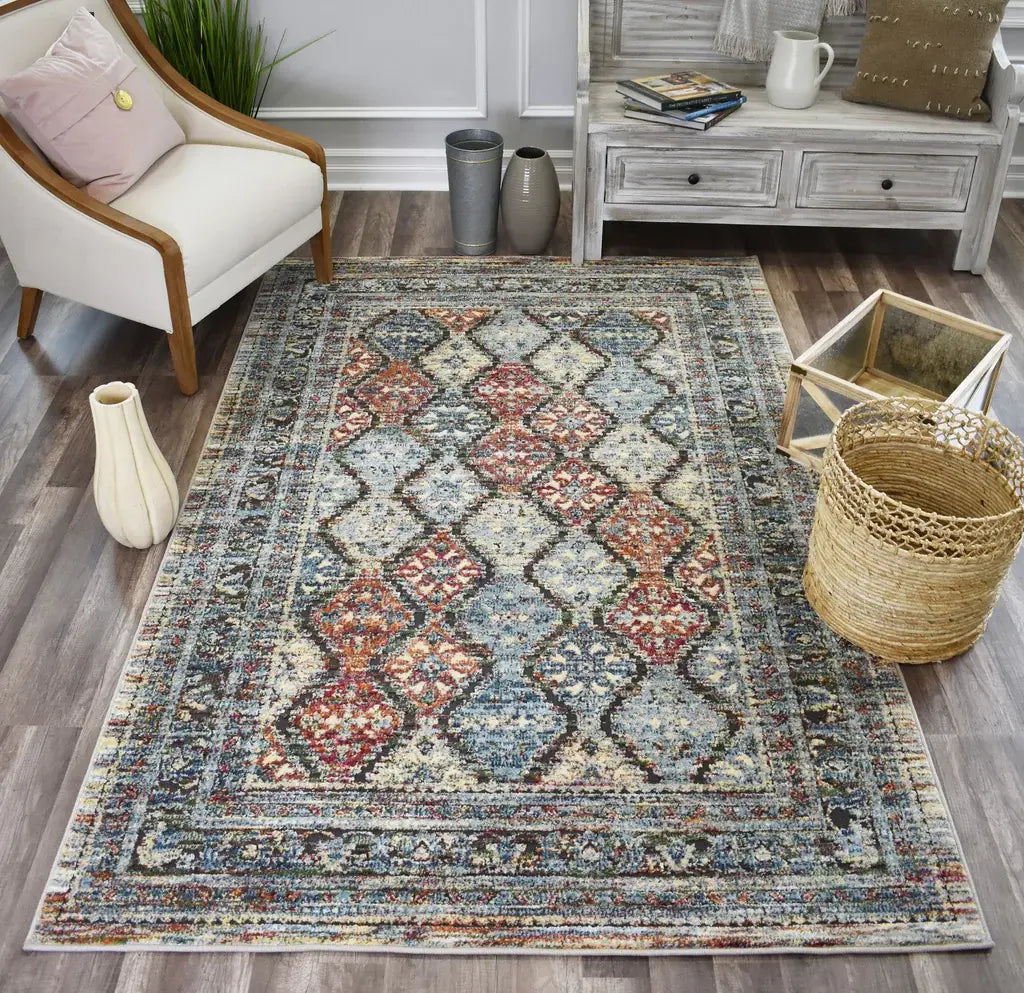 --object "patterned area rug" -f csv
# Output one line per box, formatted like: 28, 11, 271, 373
29, 259, 989, 953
